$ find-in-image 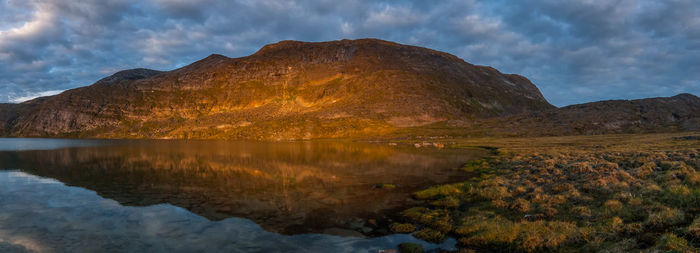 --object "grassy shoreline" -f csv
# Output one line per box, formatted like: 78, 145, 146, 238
389, 132, 700, 252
